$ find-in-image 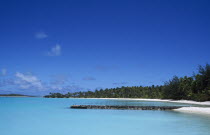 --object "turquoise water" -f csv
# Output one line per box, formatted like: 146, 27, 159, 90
0, 97, 210, 135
